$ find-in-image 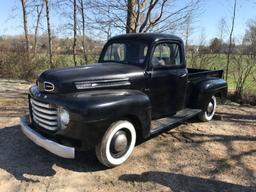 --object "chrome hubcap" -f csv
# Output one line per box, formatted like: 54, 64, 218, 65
110, 129, 131, 158
113, 131, 128, 152
206, 98, 215, 116
207, 102, 214, 113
